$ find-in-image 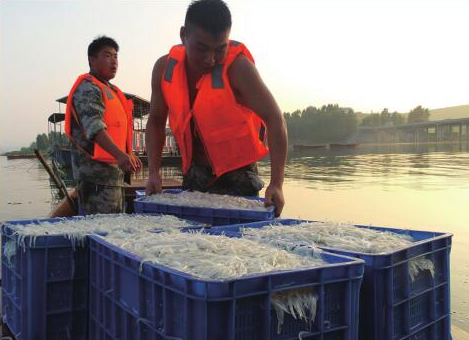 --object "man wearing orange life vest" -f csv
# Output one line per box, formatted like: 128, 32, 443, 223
145, 0, 287, 216
65, 36, 142, 214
